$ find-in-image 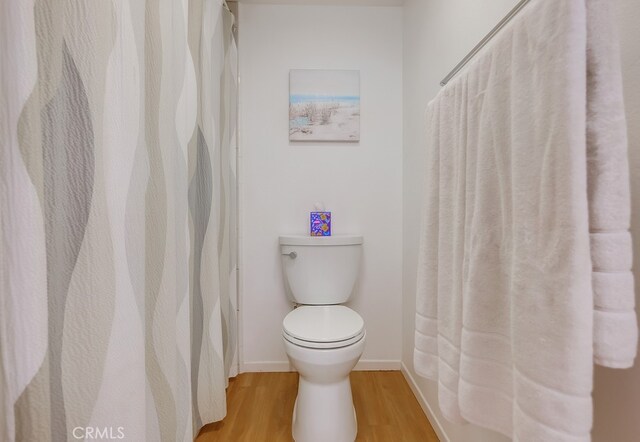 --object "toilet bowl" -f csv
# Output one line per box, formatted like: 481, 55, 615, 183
279, 235, 365, 442
283, 305, 366, 442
